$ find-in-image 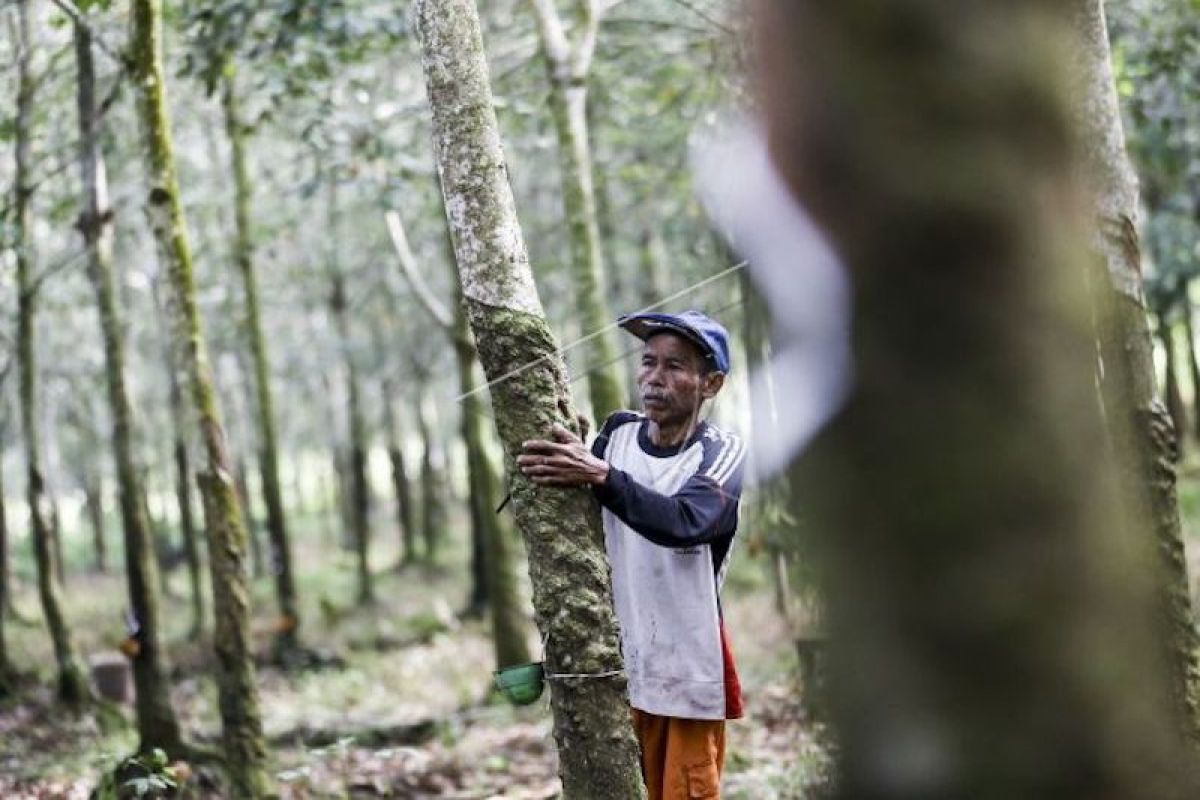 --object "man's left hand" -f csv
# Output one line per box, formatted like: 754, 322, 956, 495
517, 423, 610, 487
